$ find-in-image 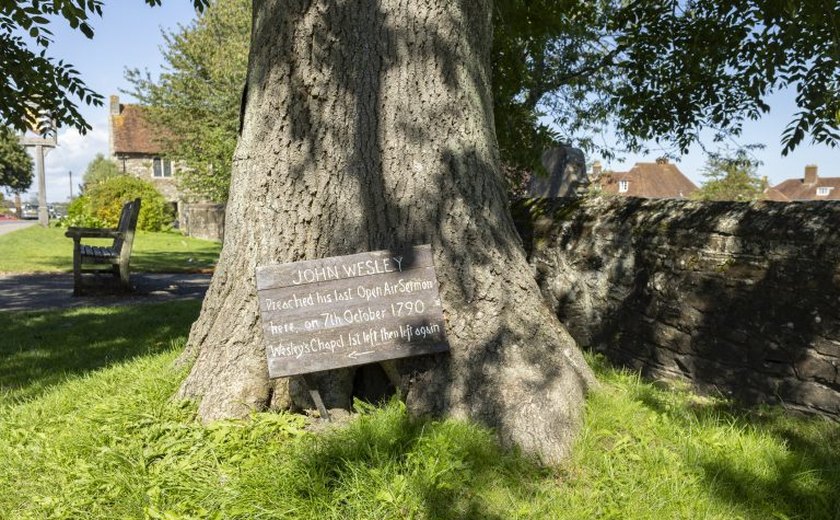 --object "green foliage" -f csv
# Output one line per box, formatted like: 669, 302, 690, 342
694, 147, 766, 201
81, 153, 121, 192
67, 176, 174, 231
64, 195, 108, 227
1, 307, 839, 520
606, 1, 840, 156
493, 0, 840, 169
0, 127, 33, 194
125, 0, 250, 203
493, 0, 612, 172
0, 1, 209, 134
6, 0, 835, 188
0, 225, 220, 273
127, 0, 839, 202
